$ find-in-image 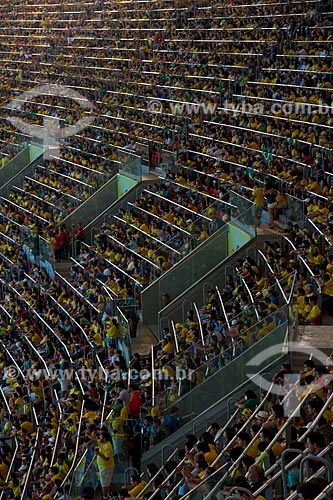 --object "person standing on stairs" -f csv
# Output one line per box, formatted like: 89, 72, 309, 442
86, 430, 115, 500
253, 182, 264, 227
59, 225, 69, 260
264, 186, 277, 228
